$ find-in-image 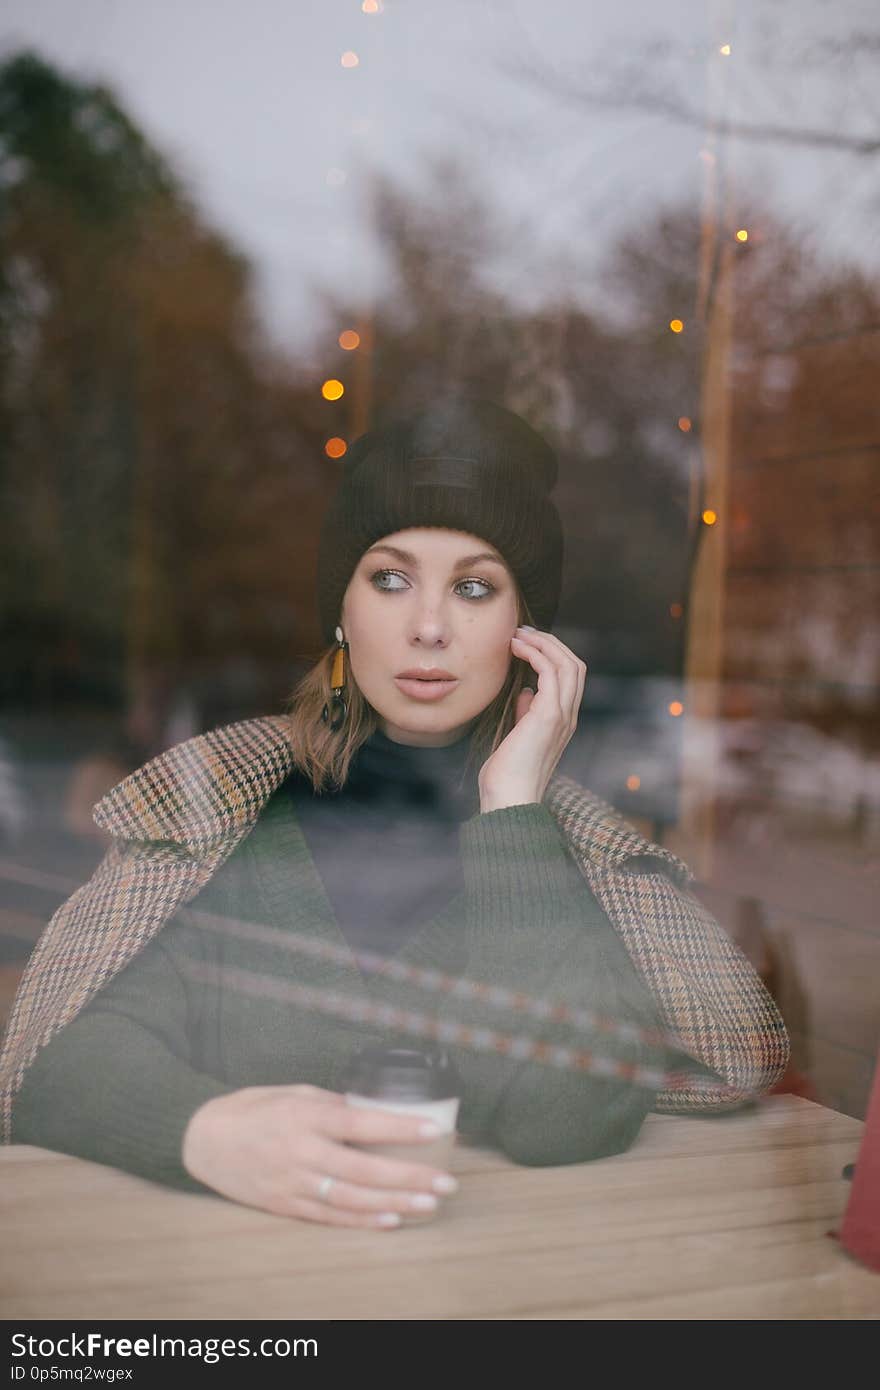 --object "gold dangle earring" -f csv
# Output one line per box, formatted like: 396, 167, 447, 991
321, 625, 349, 731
